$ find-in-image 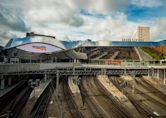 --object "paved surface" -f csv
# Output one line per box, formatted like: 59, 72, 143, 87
134, 47, 143, 61
137, 47, 155, 61
0, 83, 20, 97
